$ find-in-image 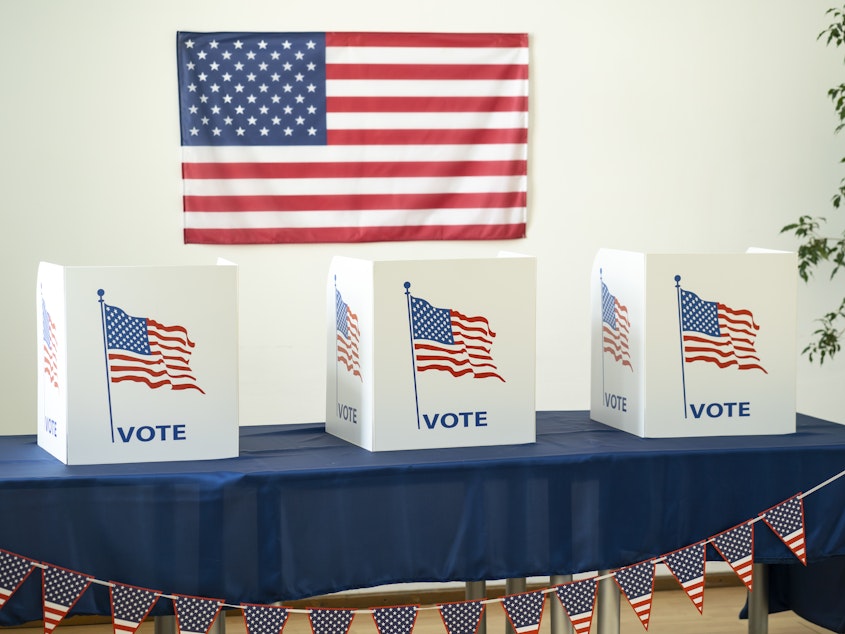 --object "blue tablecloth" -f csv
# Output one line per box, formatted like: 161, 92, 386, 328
0, 411, 844, 628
